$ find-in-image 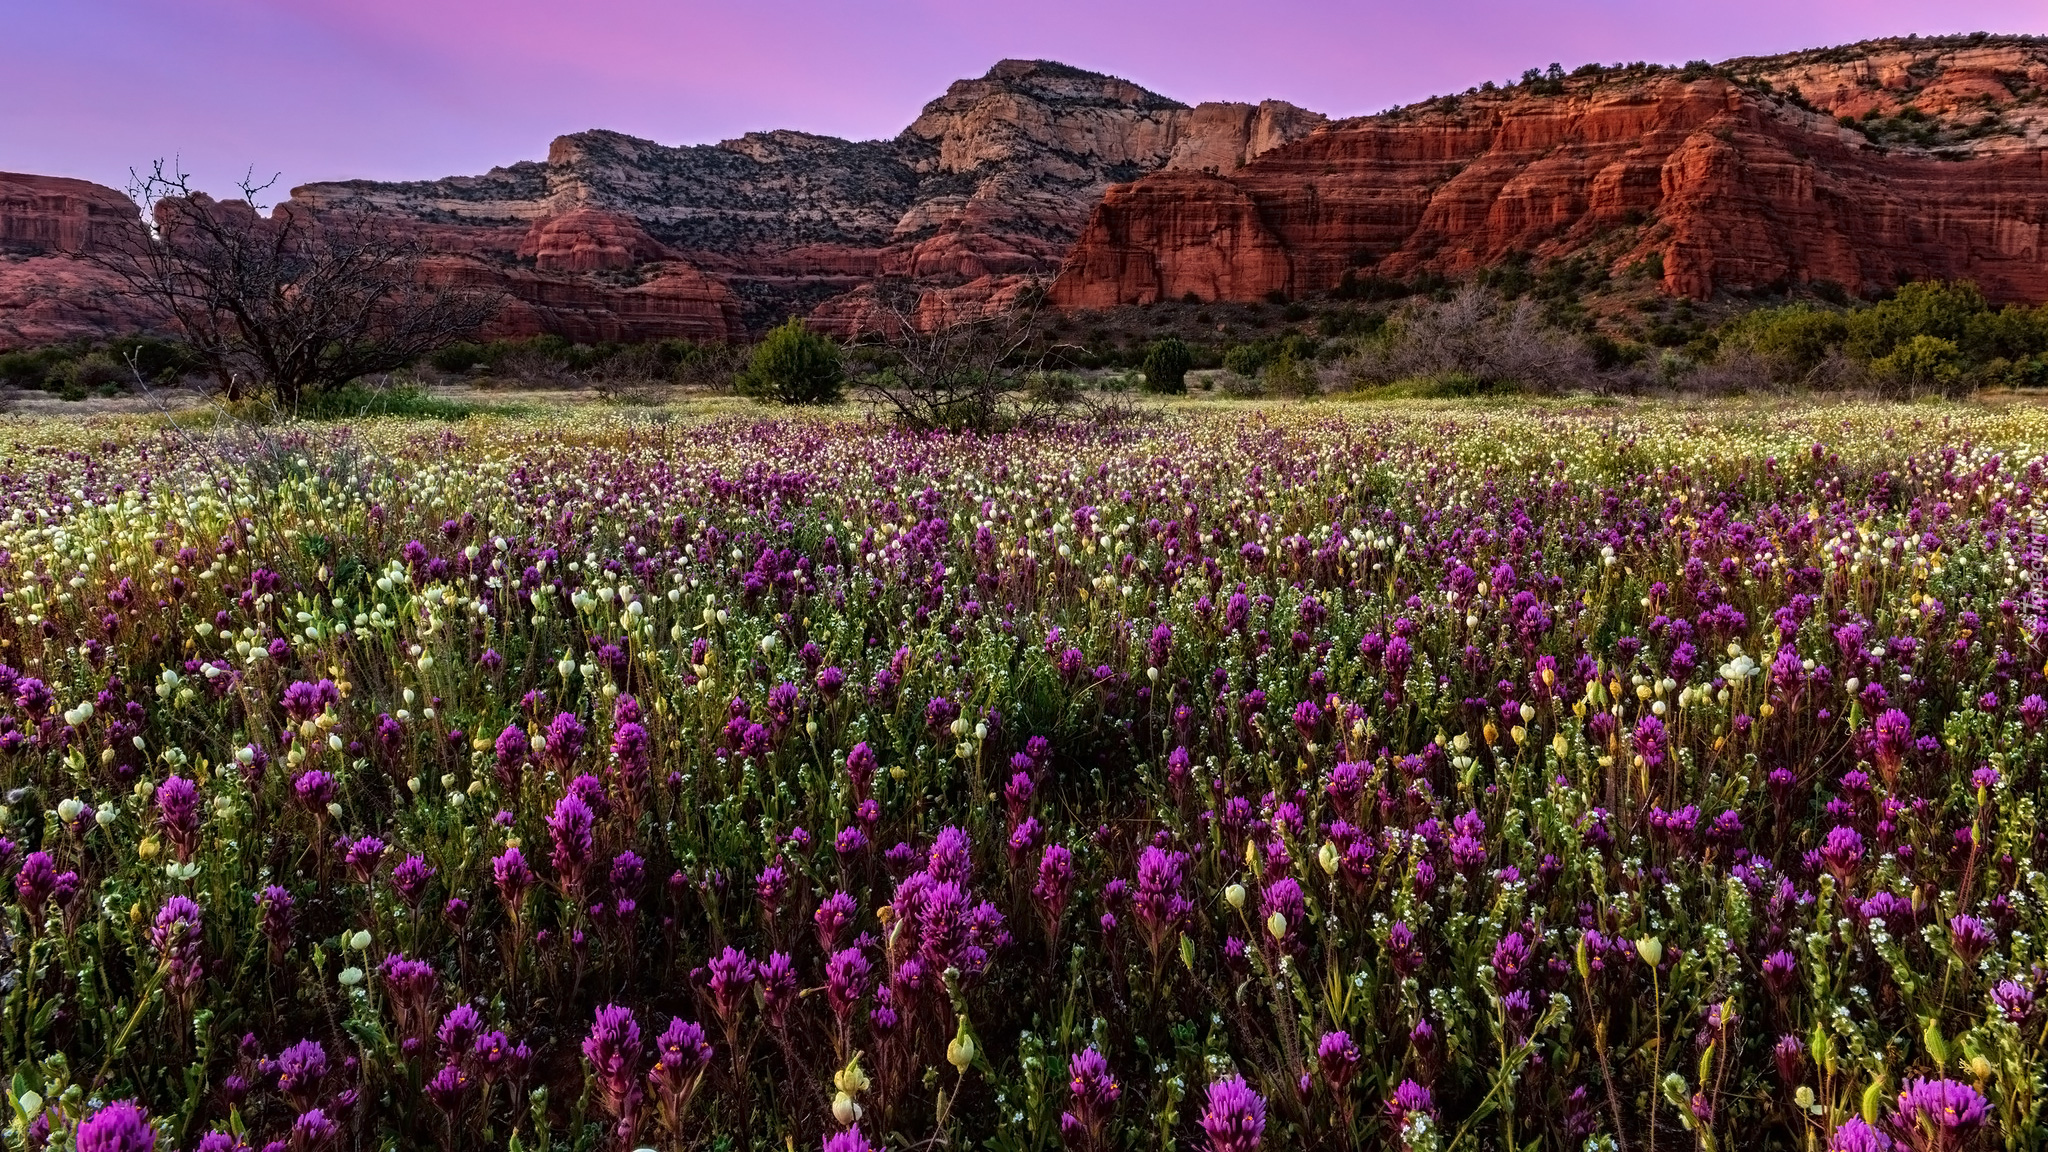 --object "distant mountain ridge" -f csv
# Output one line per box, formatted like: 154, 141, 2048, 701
283, 59, 1324, 339
4, 37, 2048, 351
